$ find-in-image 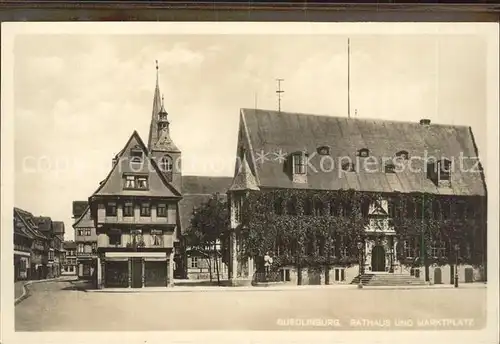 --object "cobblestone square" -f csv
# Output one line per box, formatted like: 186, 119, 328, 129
15, 280, 487, 331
